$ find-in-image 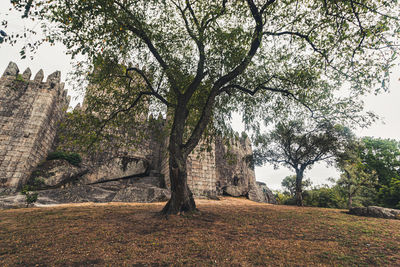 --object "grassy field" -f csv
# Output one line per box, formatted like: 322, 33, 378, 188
0, 197, 399, 266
